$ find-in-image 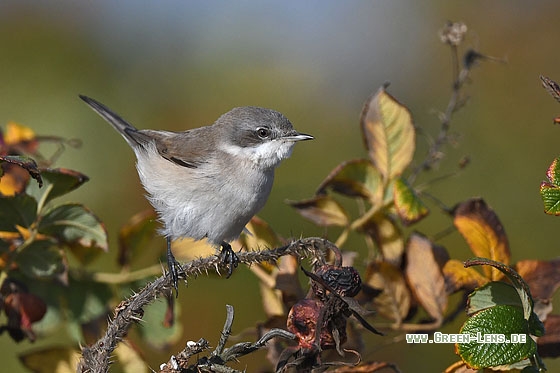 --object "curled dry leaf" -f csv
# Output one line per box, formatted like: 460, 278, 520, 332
287, 194, 349, 227
363, 261, 410, 325
405, 233, 447, 324
537, 314, 560, 358
453, 198, 510, 281
515, 258, 560, 301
